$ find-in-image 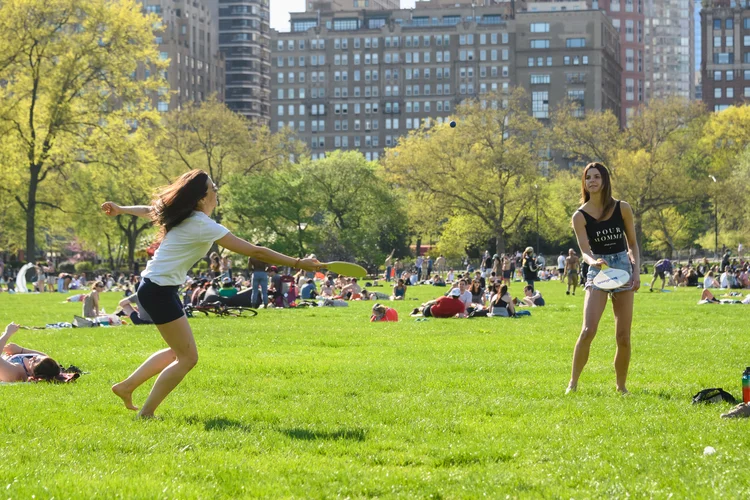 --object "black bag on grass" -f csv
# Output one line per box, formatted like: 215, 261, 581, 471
692, 388, 738, 405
